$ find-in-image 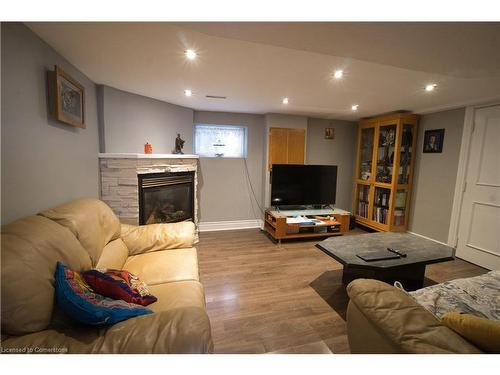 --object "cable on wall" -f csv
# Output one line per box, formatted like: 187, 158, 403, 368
242, 157, 265, 220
